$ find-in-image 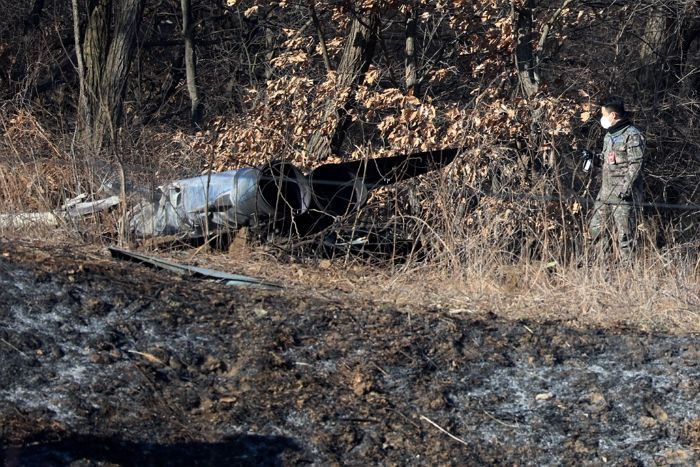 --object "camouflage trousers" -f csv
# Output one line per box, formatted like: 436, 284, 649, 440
588, 192, 642, 260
